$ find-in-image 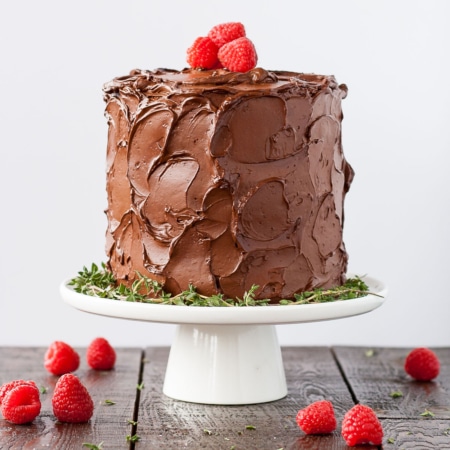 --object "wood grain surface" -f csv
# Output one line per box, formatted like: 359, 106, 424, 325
0, 346, 449, 449
0, 346, 143, 449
